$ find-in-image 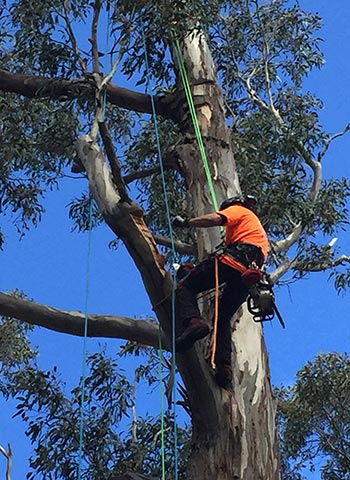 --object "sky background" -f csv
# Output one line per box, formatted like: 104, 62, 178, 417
1, 1, 350, 478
